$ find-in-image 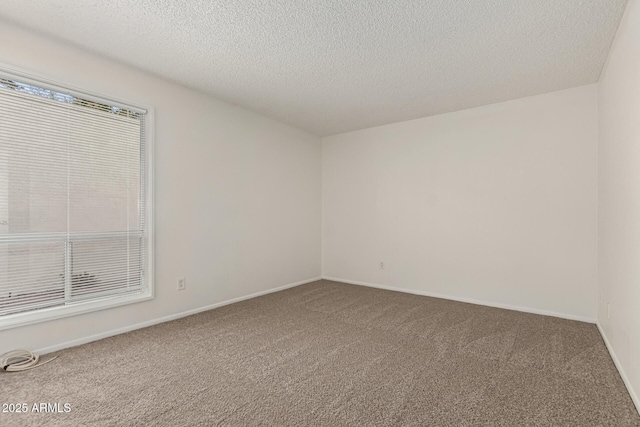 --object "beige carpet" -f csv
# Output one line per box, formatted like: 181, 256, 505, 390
1, 280, 638, 426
